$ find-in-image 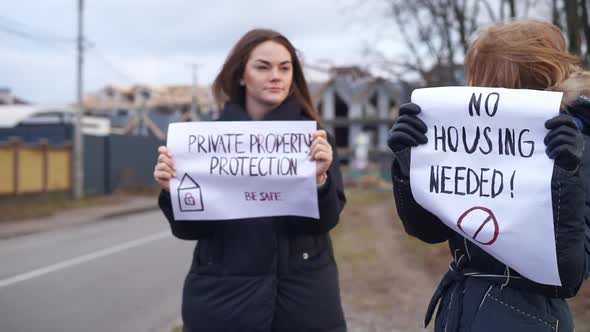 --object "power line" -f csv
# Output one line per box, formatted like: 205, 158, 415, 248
86, 45, 138, 84
0, 24, 72, 47
0, 15, 141, 86
0, 16, 75, 44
